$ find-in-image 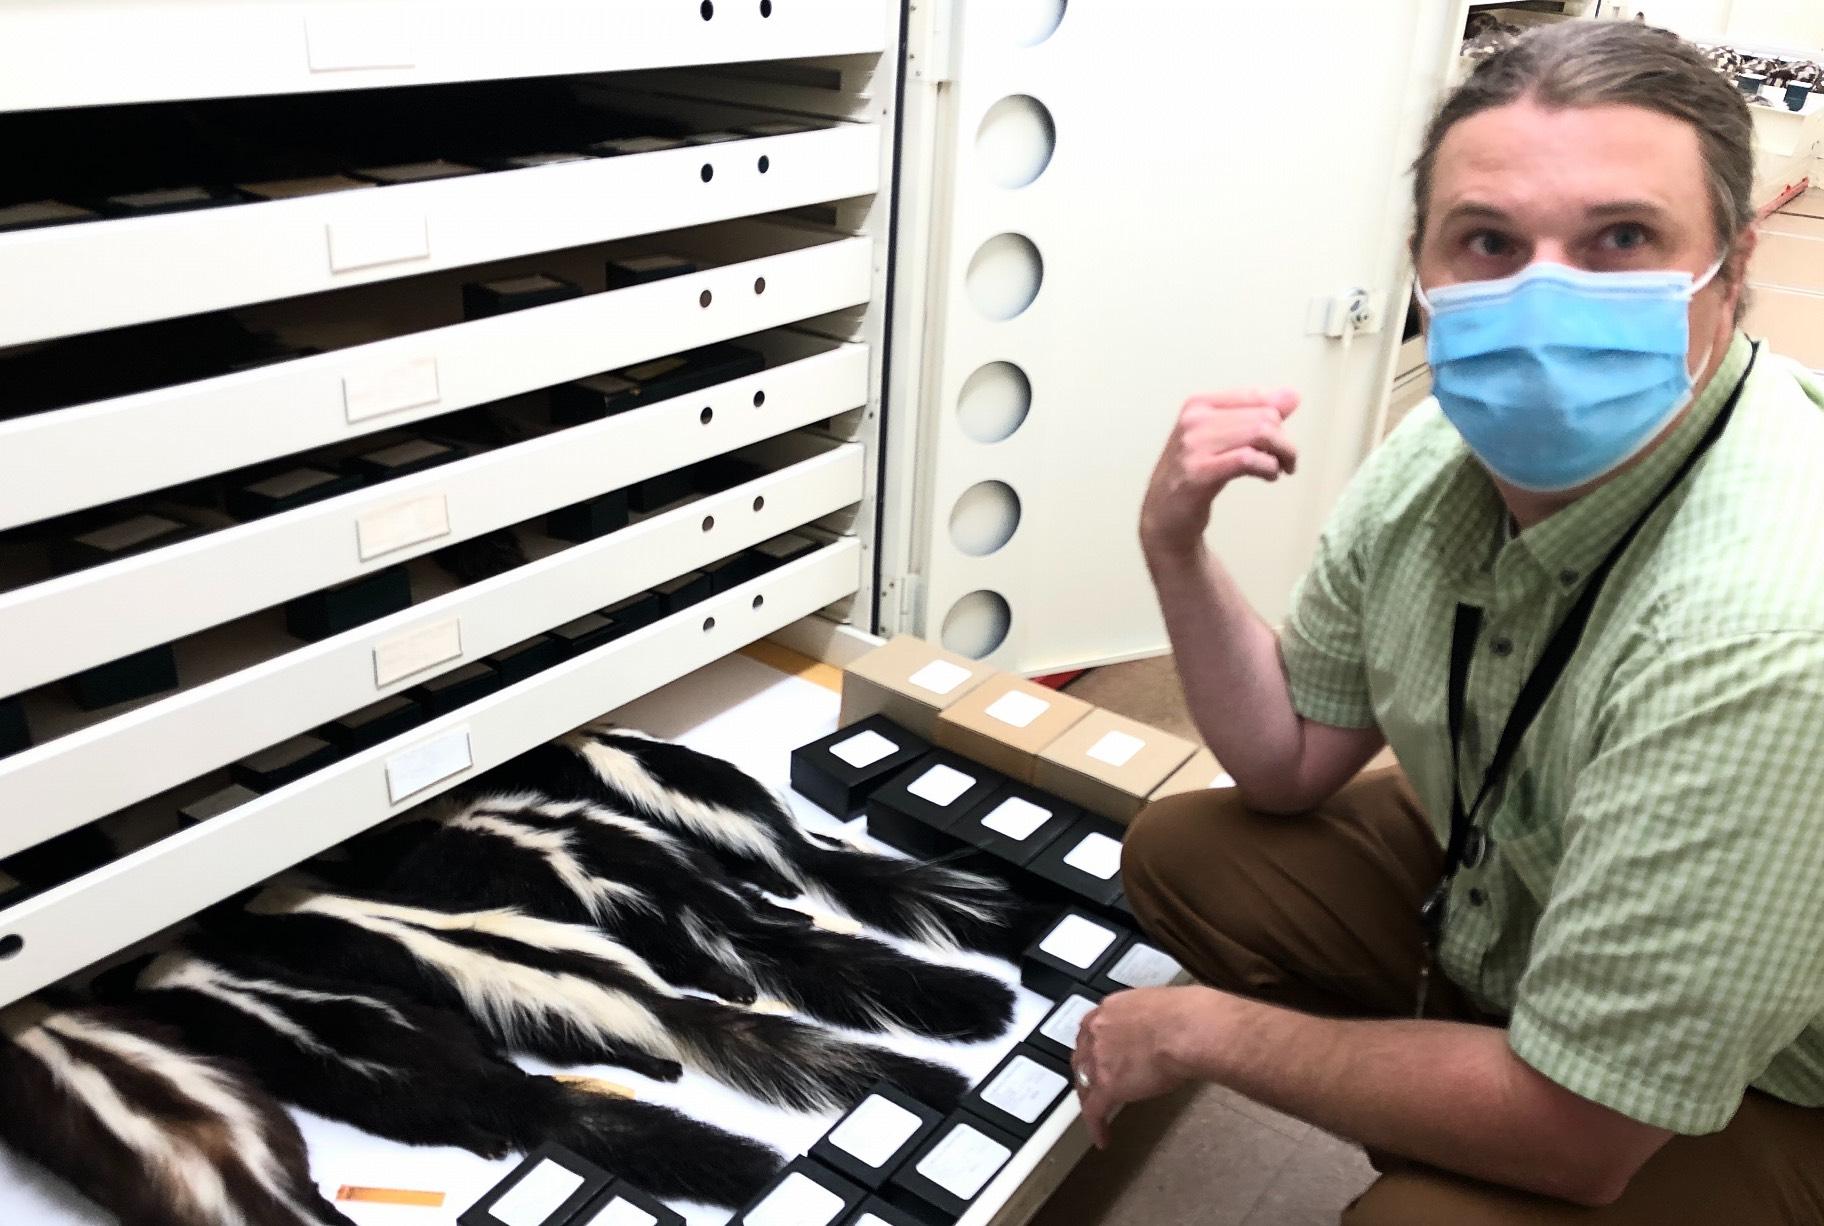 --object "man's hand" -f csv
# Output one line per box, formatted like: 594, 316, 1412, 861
1140, 388, 1301, 558
1072, 986, 1220, 1148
